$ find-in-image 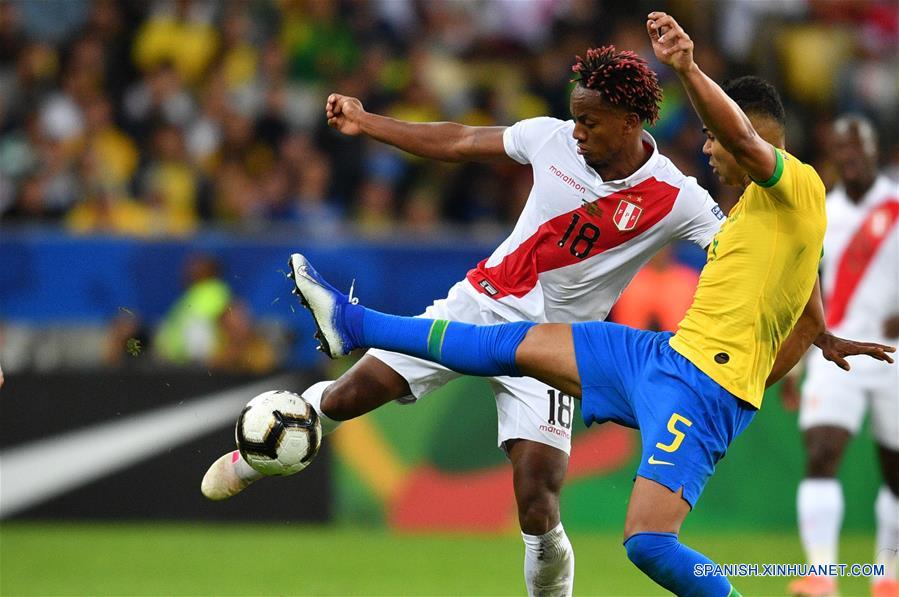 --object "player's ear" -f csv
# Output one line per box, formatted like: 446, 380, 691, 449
624, 112, 641, 132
